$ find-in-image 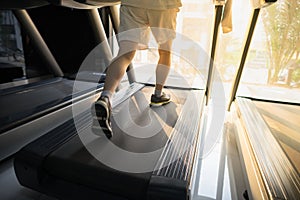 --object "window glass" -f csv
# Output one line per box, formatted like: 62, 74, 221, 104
0, 10, 25, 84
218, 0, 300, 103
